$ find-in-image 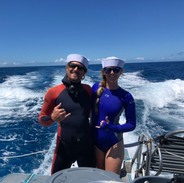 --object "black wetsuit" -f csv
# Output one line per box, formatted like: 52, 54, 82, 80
39, 76, 95, 174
